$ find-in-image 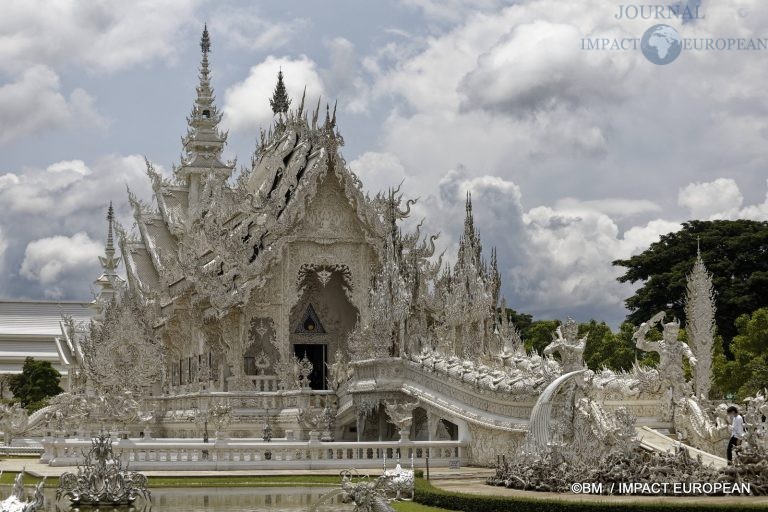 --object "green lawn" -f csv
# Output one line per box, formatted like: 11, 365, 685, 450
0, 472, 51, 485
